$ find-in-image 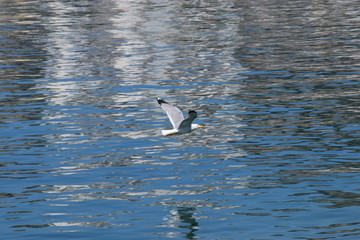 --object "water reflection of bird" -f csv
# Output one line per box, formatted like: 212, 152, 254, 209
157, 98, 204, 136
163, 207, 199, 239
